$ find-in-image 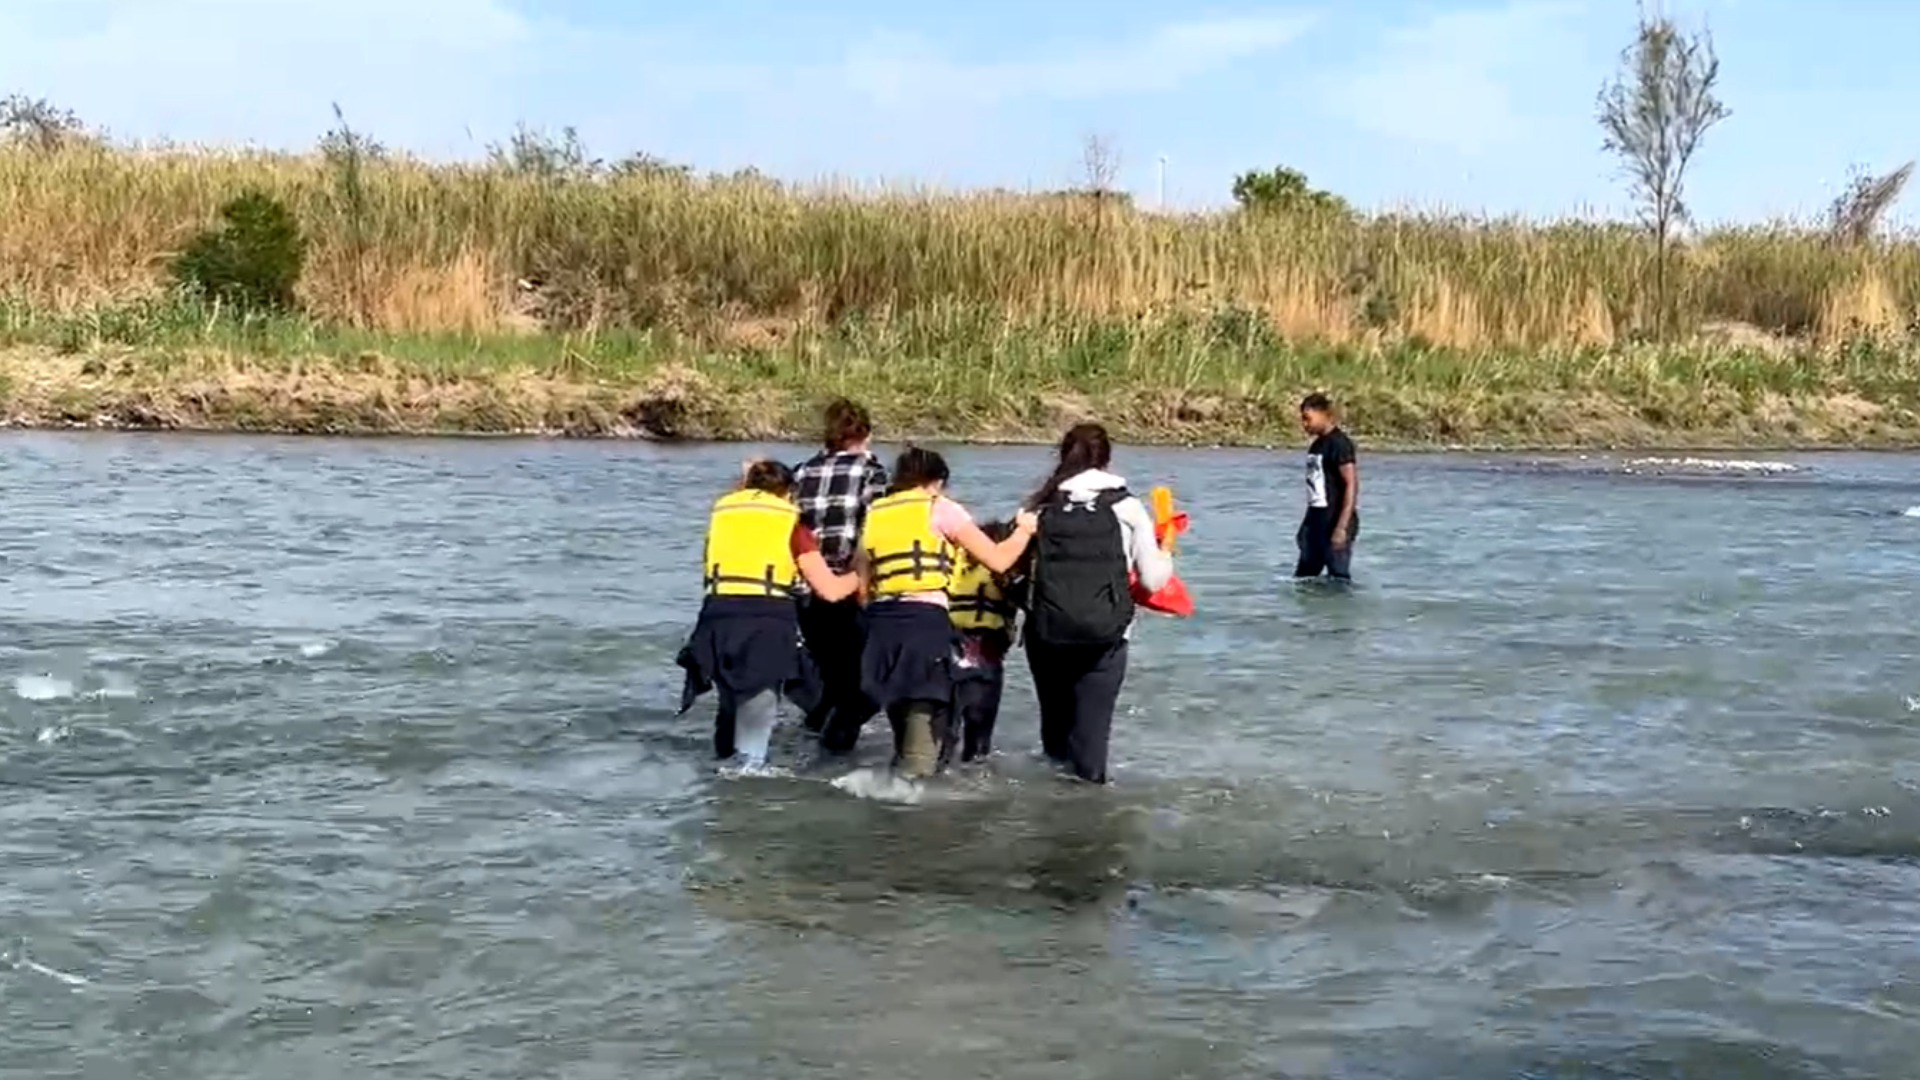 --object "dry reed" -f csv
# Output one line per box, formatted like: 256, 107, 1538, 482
8, 142, 1920, 349
3, 142, 1920, 446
